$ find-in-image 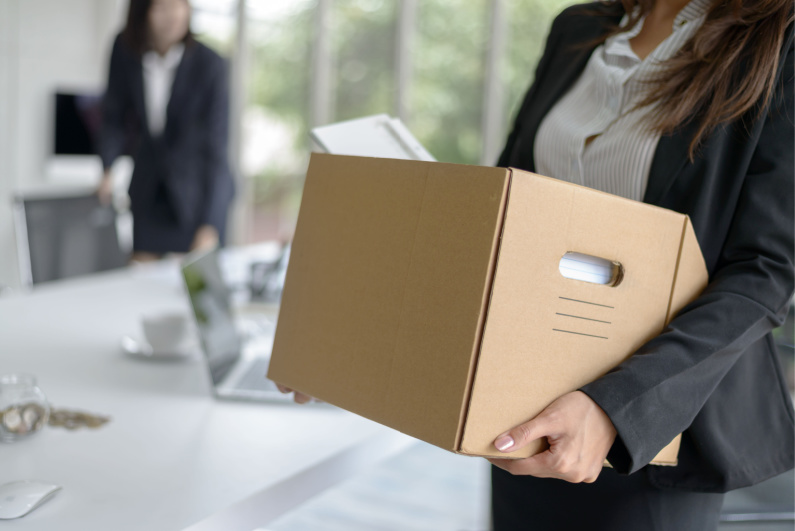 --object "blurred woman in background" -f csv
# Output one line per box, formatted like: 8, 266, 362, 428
98, 0, 234, 261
